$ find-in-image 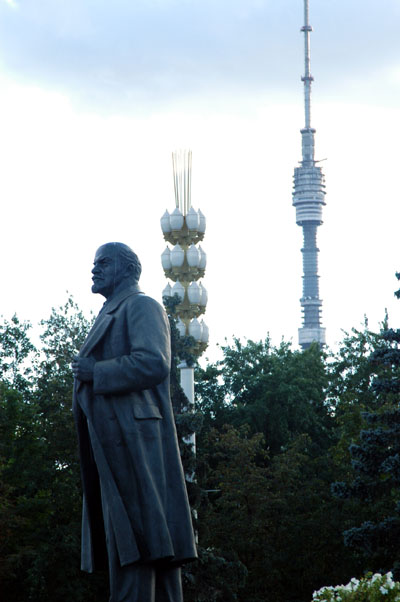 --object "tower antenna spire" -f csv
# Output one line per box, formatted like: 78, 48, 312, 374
292, 0, 327, 349
302, 0, 312, 130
